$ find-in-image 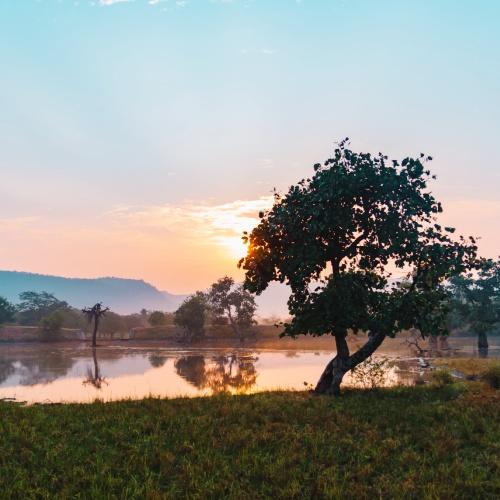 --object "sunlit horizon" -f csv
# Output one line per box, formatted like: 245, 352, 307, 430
1, 0, 499, 293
